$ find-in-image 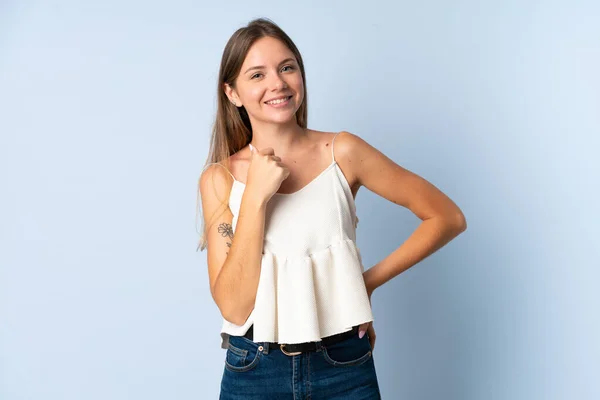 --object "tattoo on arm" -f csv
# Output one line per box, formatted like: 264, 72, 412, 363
217, 223, 234, 254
